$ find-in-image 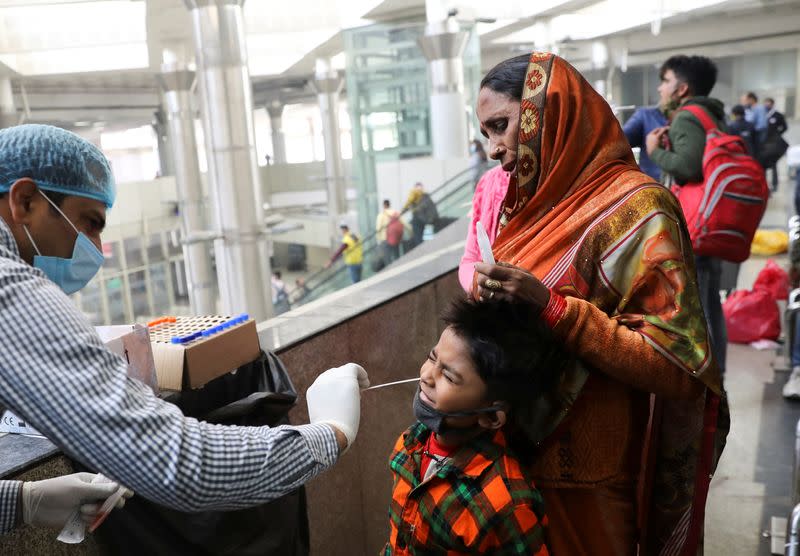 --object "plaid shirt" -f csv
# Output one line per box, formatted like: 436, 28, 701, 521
383, 423, 549, 555
0, 218, 338, 533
